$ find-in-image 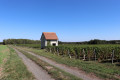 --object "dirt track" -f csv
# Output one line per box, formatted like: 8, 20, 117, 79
20, 48, 102, 80
14, 48, 54, 80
